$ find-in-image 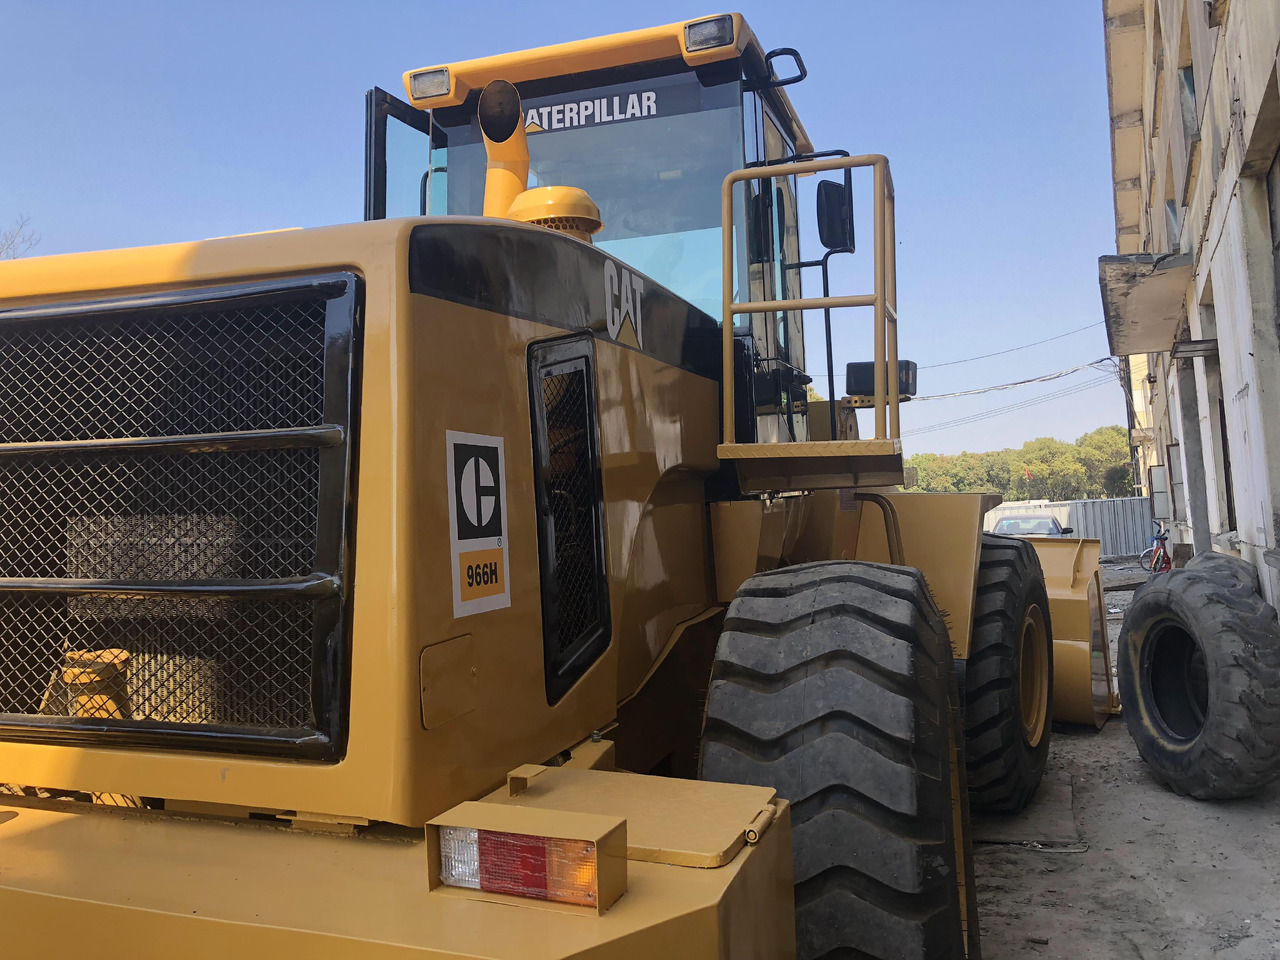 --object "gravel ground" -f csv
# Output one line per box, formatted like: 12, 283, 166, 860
975, 559, 1280, 958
